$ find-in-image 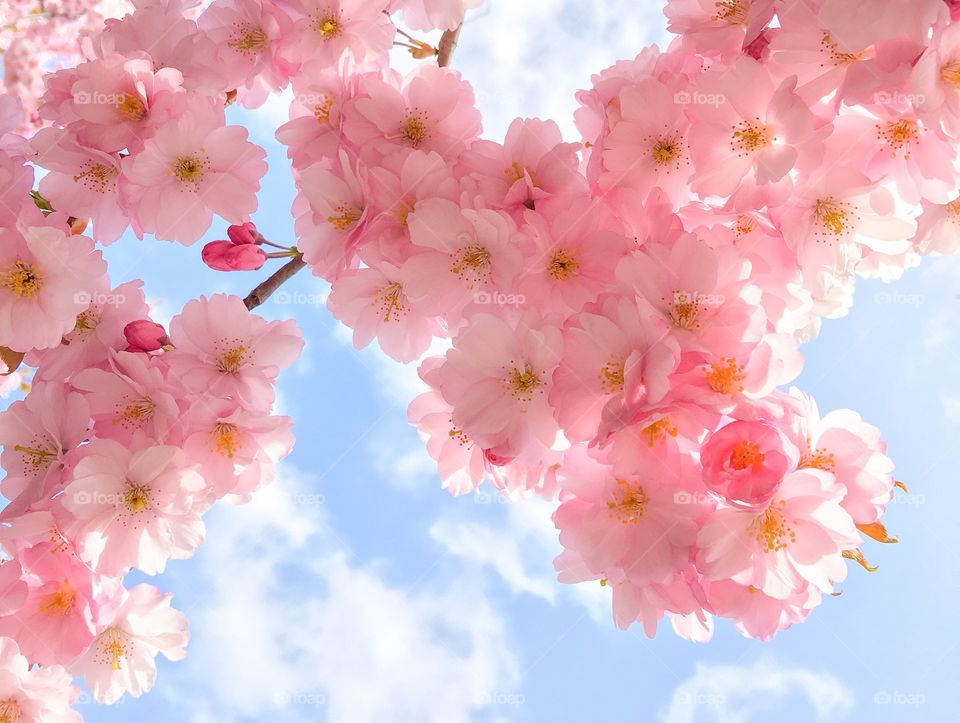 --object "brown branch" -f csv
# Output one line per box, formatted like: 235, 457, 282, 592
243, 254, 306, 311
437, 24, 463, 67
